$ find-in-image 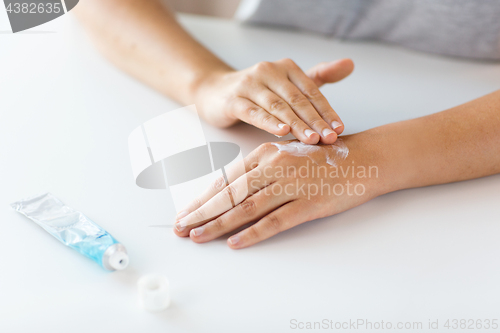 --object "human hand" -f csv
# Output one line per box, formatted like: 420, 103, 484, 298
194, 58, 354, 144
173, 134, 388, 249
